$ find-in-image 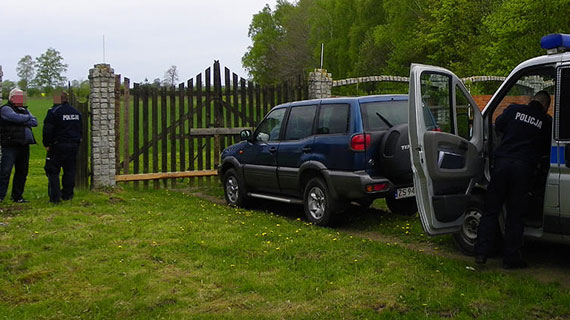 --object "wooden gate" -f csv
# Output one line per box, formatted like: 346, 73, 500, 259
68, 88, 90, 189
114, 61, 308, 187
